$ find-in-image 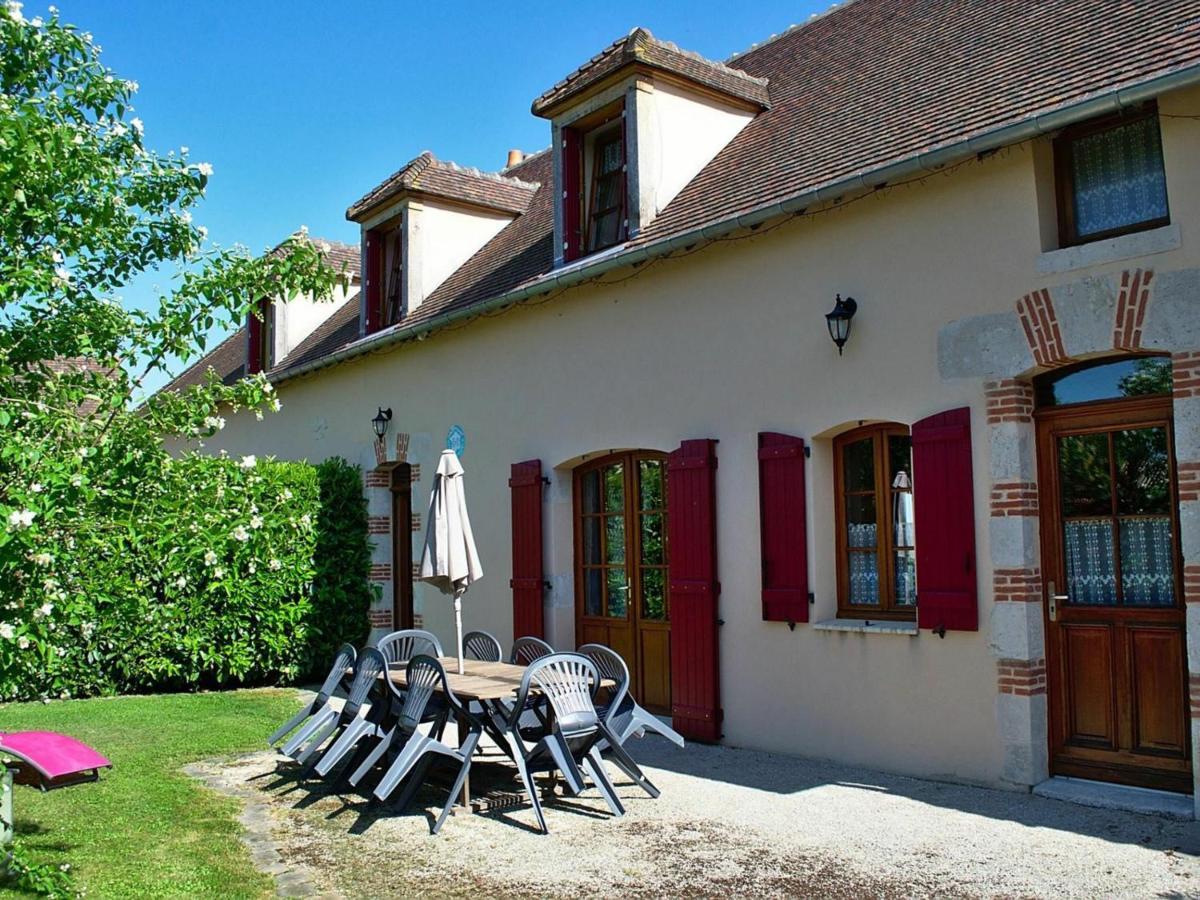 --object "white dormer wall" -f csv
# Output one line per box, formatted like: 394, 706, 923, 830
407, 199, 513, 315
270, 275, 360, 363
638, 80, 756, 222
552, 74, 757, 266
